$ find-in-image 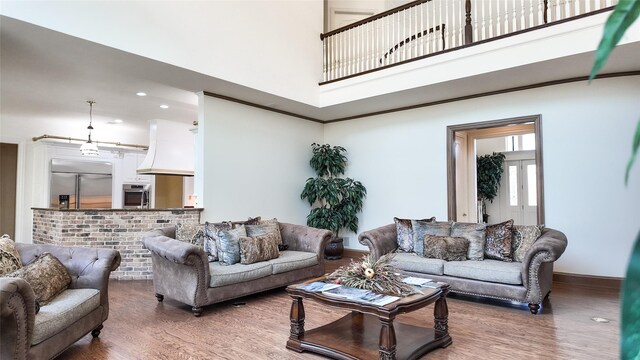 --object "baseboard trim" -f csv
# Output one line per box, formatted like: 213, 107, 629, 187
553, 272, 622, 291
342, 248, 369, 259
